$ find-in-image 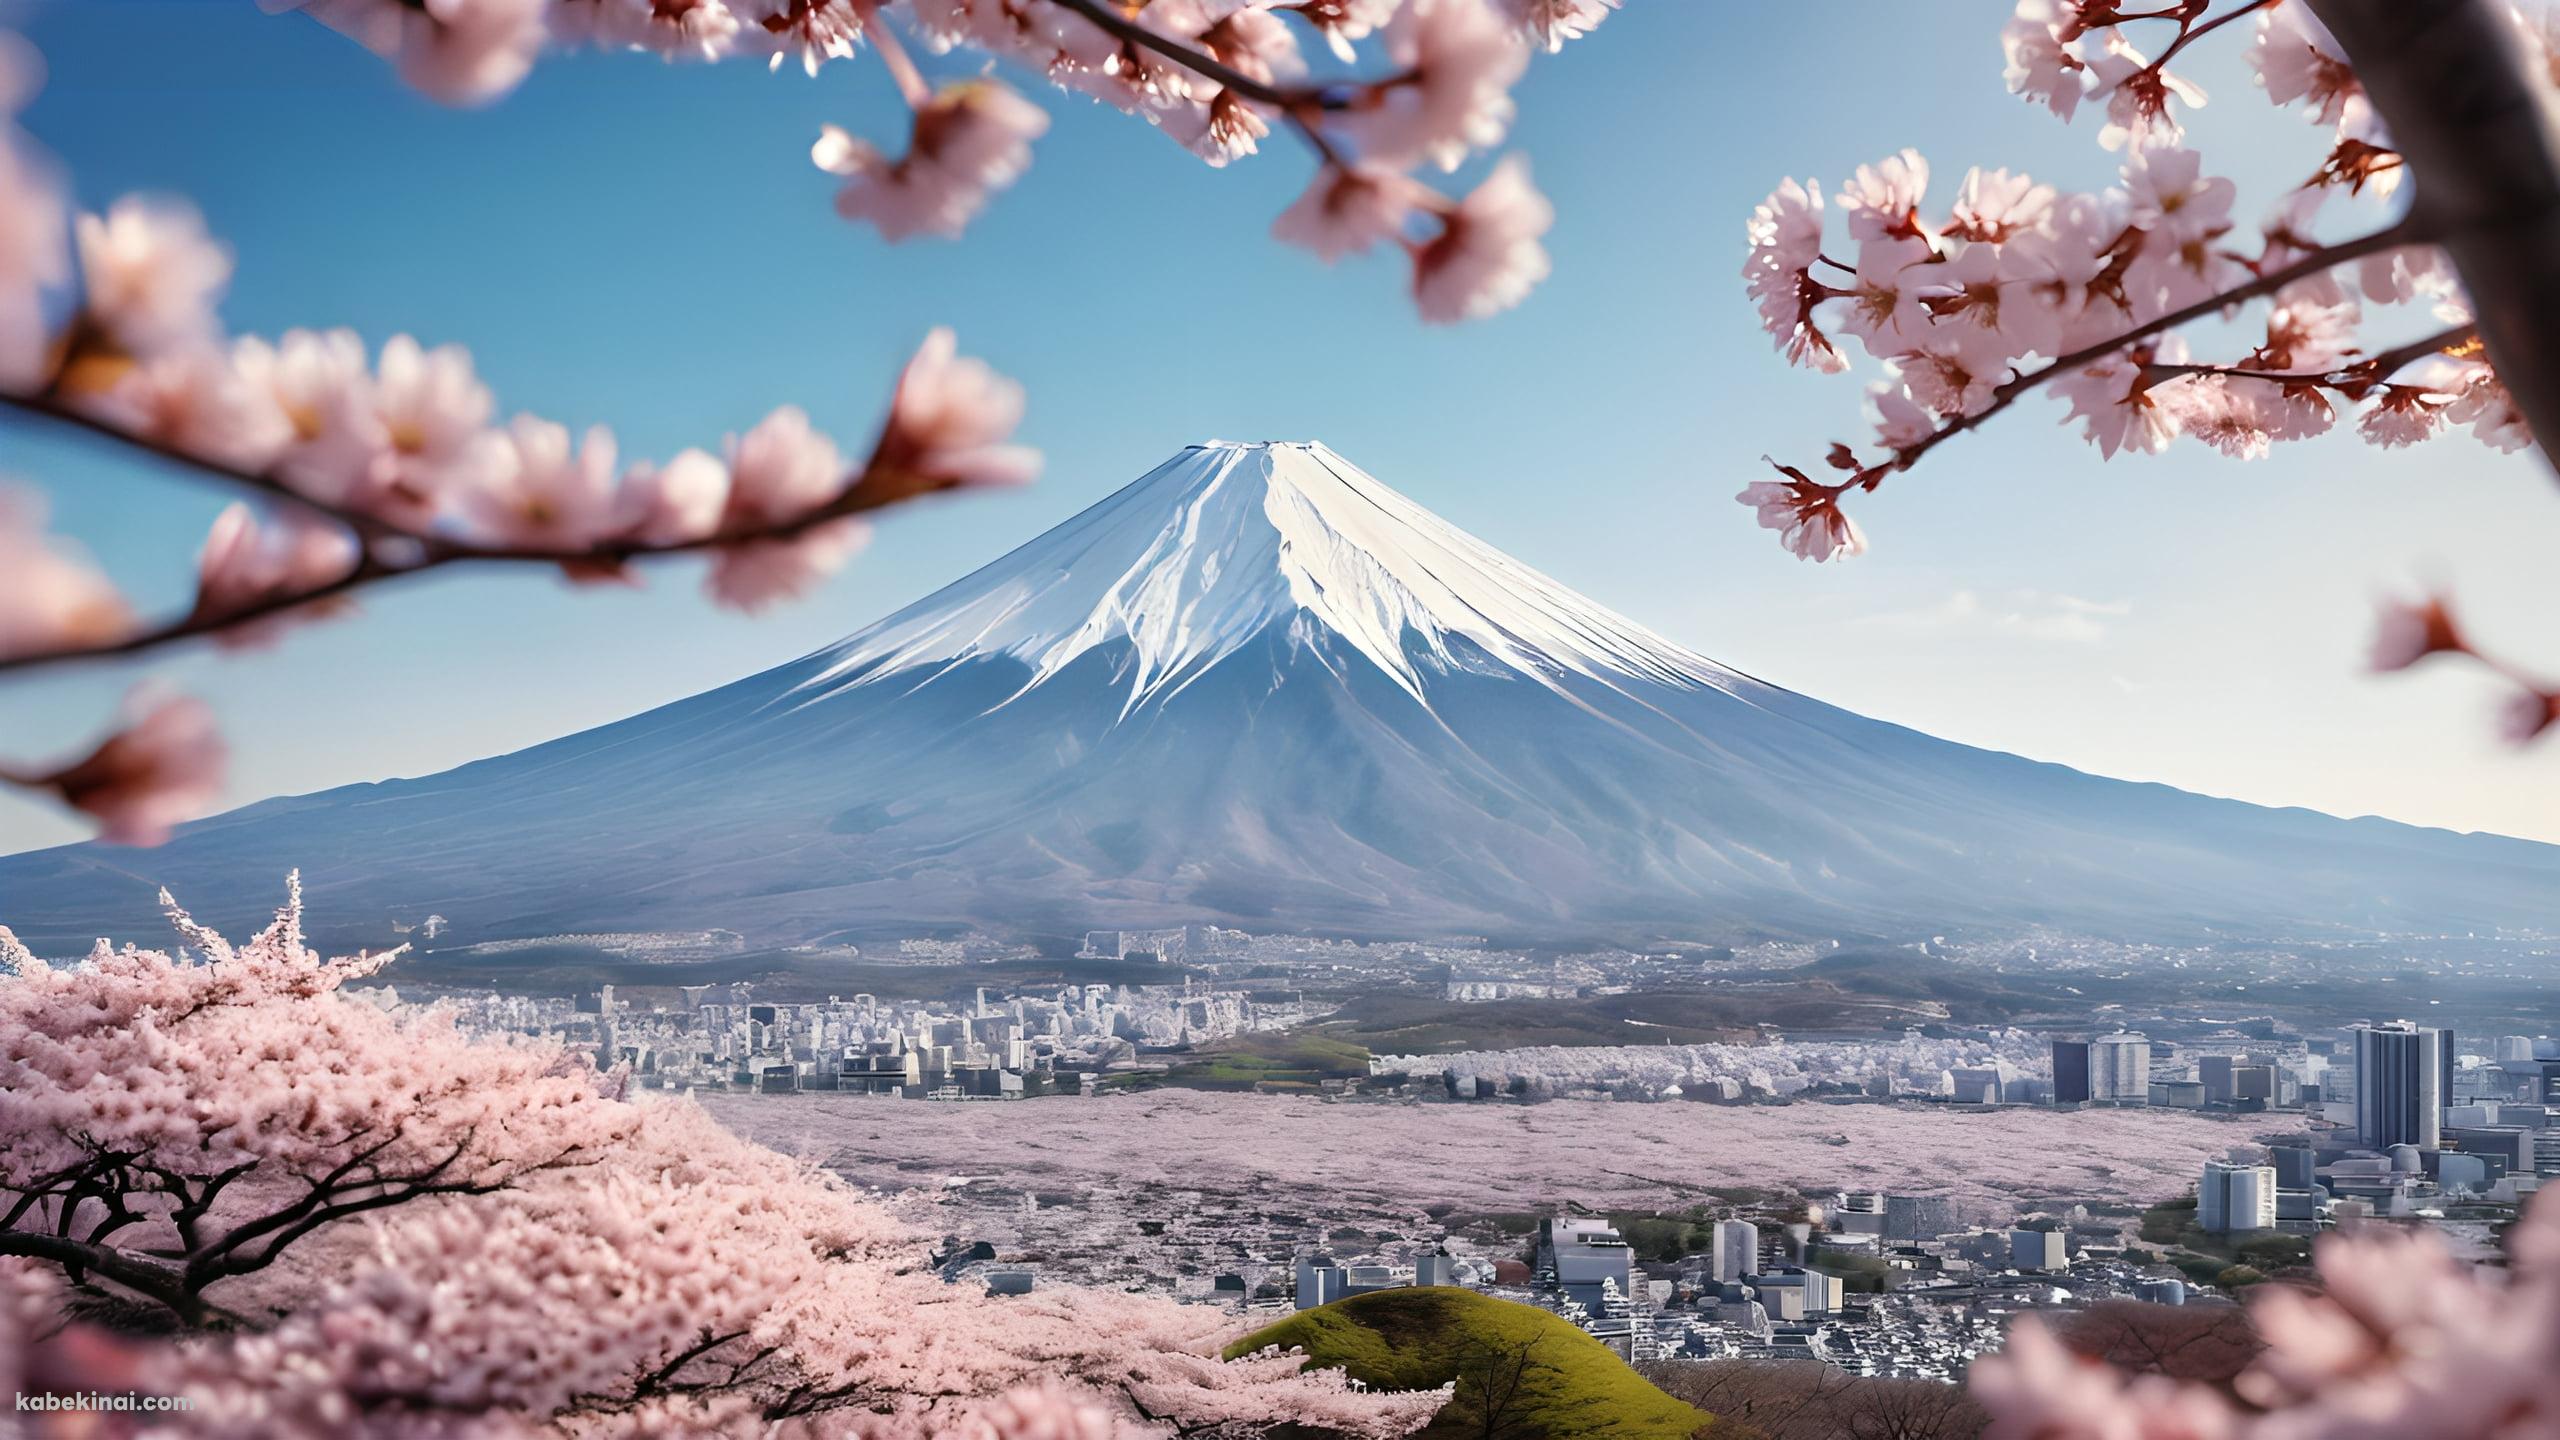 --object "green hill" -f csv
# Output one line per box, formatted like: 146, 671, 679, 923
1227, 1288, 1709, 1440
